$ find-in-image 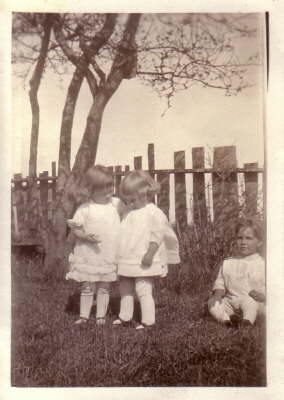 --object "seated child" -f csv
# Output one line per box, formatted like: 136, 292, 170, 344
208, 218, 265, 327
